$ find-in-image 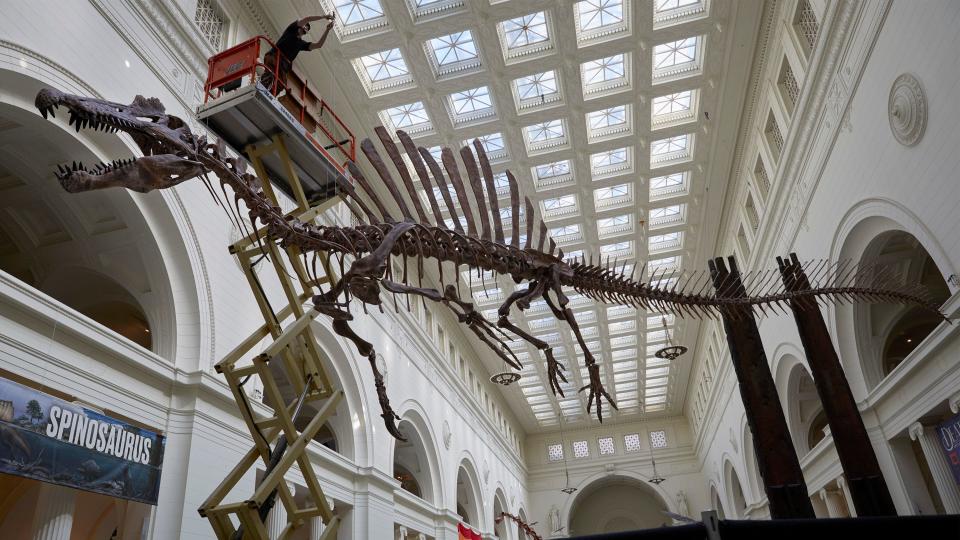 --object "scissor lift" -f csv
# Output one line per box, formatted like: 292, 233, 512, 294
194, 36, 354, 540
